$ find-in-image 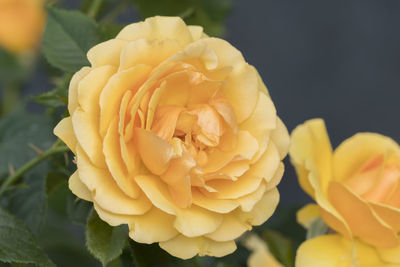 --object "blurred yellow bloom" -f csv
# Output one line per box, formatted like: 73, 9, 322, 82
244, 234, 283, 267
54, 16, 289, 259
296, 234, 400, 267
290, 118, 400, 249
0, 0, 45, 53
